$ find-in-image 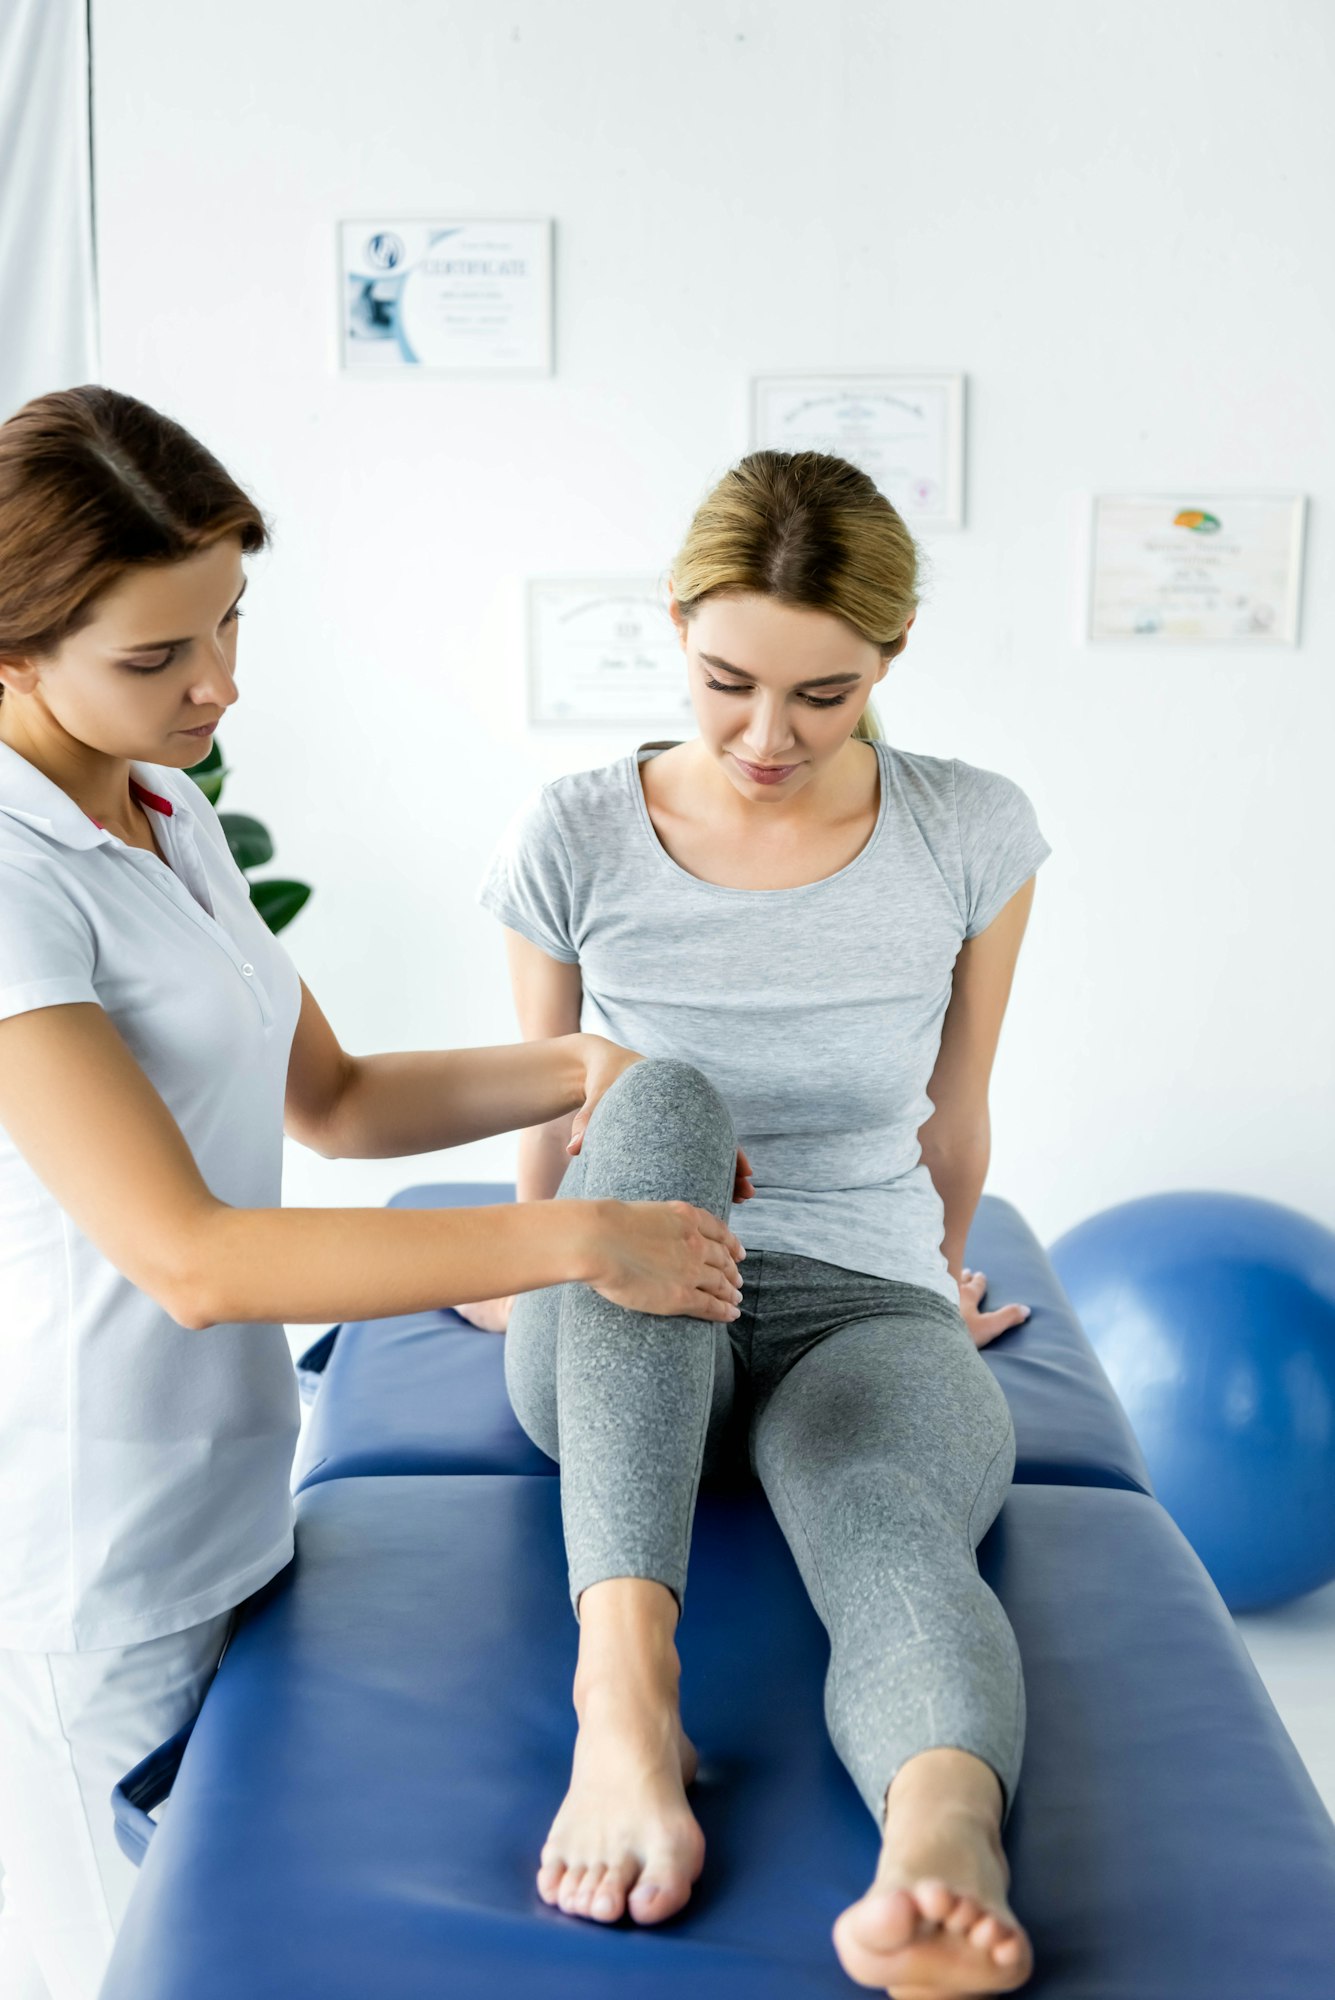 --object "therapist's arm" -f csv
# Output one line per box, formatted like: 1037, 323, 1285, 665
916, 876, 1036, 1348
0, 1003, 744, 1333
282, 978, 631, 1160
